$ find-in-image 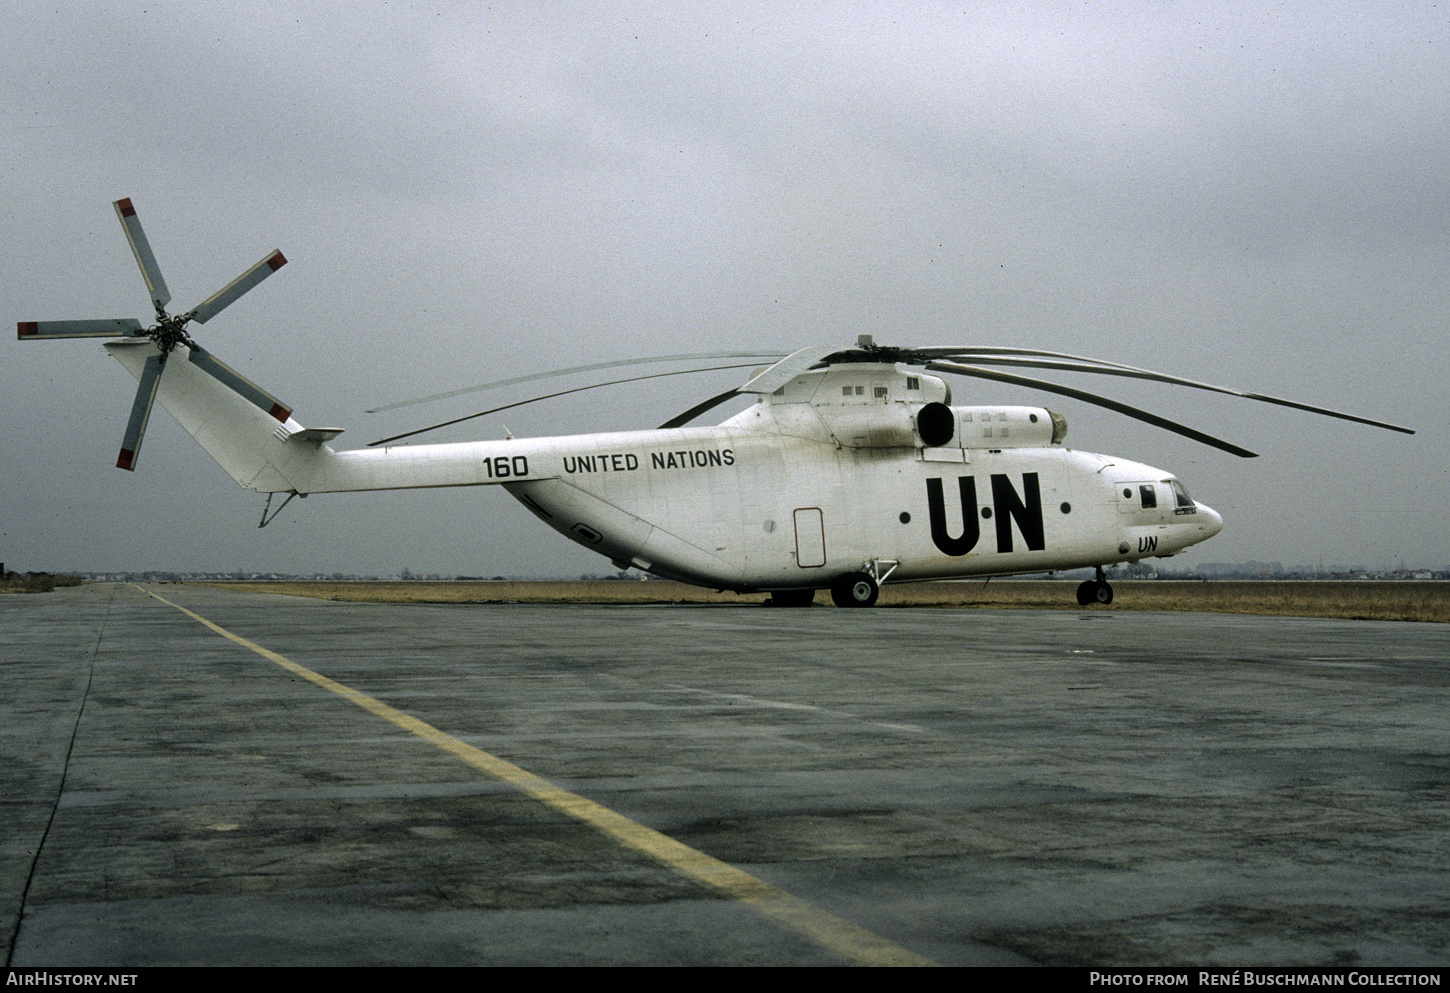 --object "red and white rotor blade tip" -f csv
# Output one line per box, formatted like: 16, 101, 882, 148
185, 250, 287, 325
116, 353, 164, 472
18, 319, 143, 340
112, 198, 171, 312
